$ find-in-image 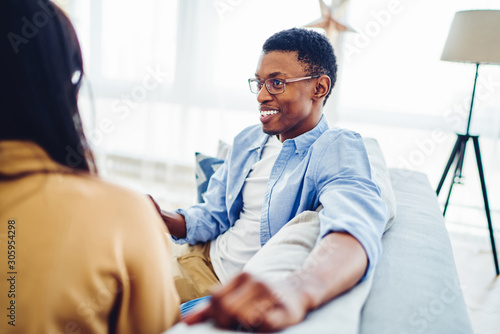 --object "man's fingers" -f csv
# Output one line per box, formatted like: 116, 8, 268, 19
183, 273, 302, 332
259, 307, 292, 332
208, 274, 280, 330
184, 303, 210, 325
259, 294, 307, 332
